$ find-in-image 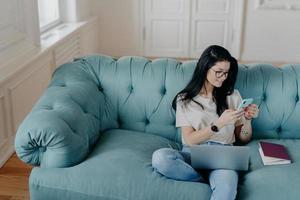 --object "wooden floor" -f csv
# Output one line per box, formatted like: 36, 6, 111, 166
0, 153, 32, 200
